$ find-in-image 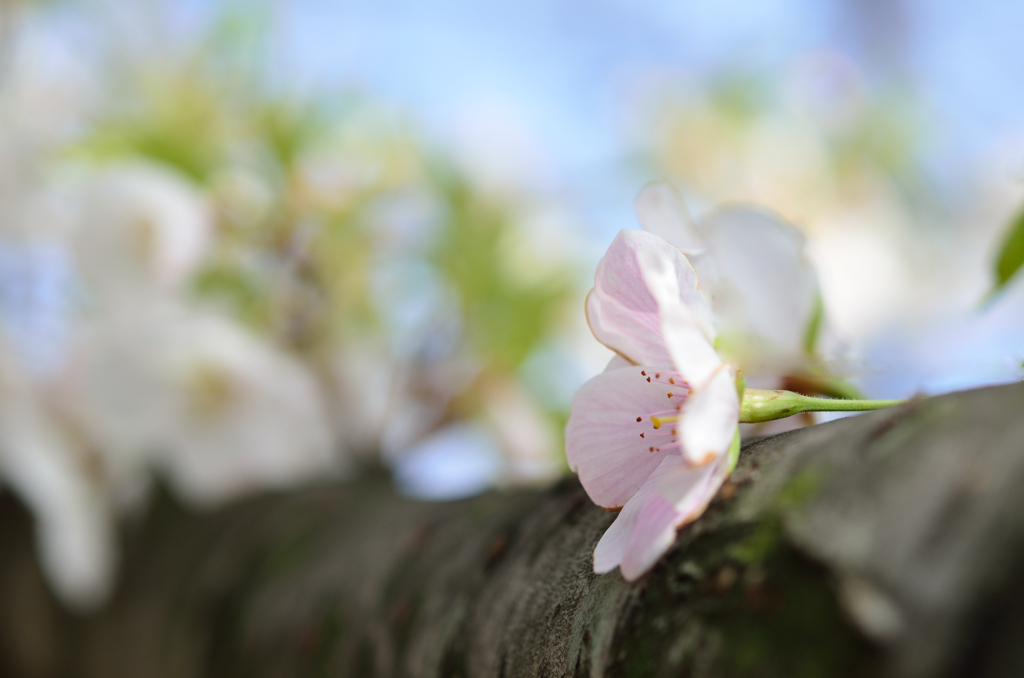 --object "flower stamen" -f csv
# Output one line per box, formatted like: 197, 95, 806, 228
650, 413, 680, 429
647, 373, 689, 388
